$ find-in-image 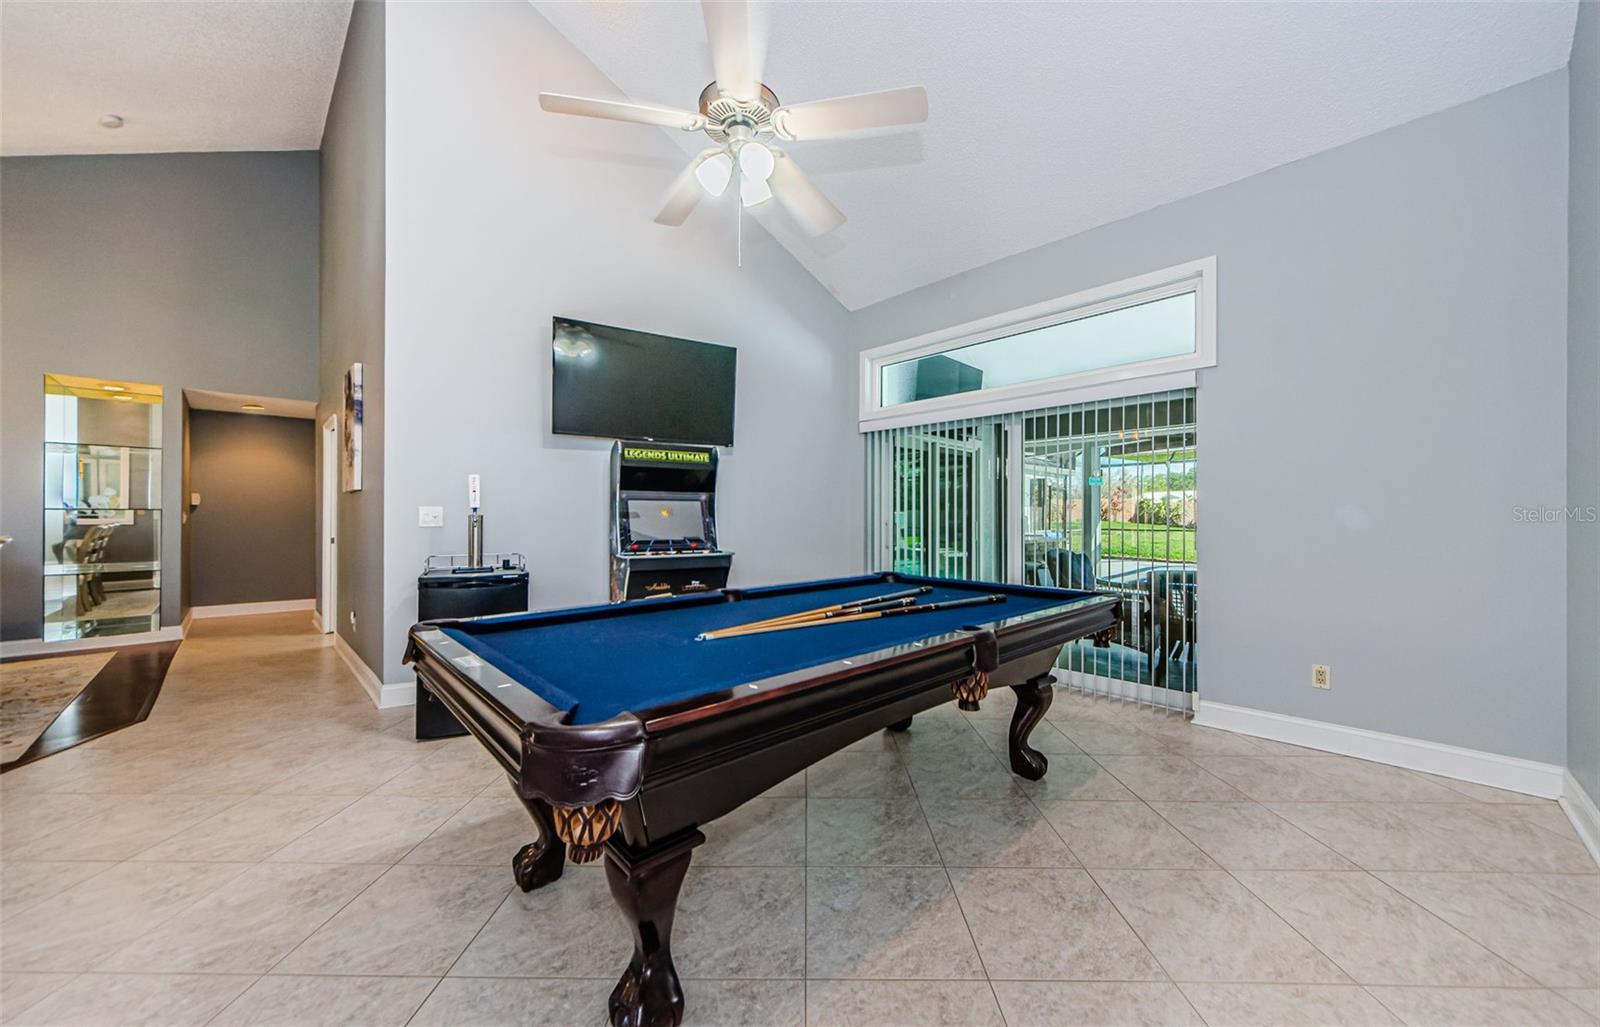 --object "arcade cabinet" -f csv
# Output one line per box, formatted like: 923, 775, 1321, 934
609, 442, 733, 601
